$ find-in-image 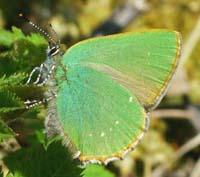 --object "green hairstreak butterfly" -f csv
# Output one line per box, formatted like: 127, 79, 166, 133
22, 15, 181, 165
